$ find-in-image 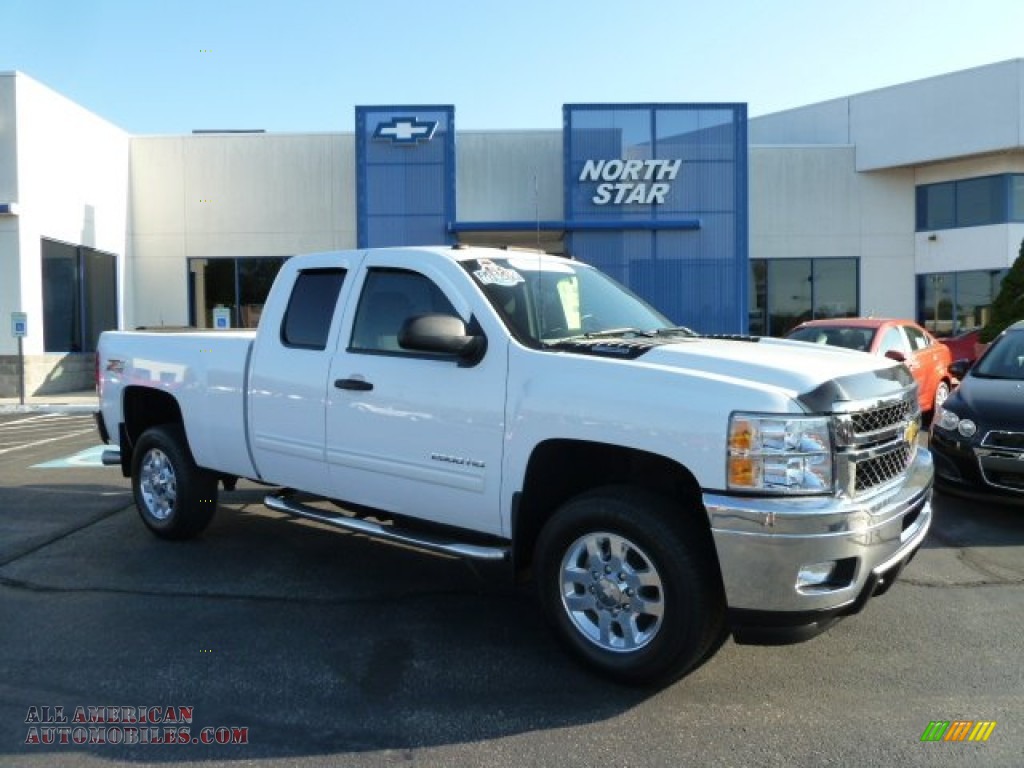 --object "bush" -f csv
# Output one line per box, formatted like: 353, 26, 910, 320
979, 238, 1024, 343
